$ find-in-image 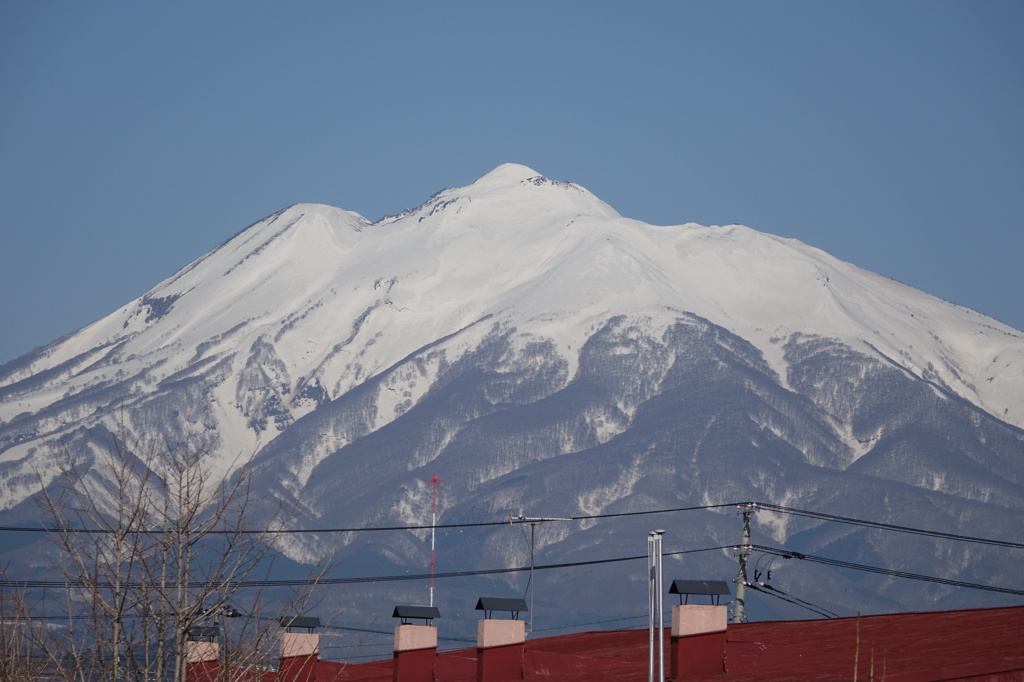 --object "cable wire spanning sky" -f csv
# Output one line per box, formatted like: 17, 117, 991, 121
2, 2, 1022, 364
